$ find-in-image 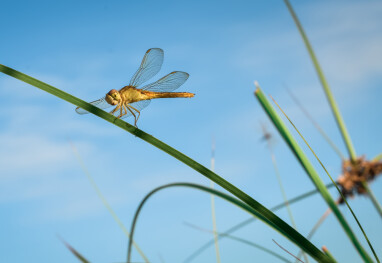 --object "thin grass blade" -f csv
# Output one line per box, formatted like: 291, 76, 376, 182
184, 182, 336, 263
184, 222, 293, 263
